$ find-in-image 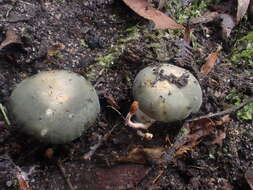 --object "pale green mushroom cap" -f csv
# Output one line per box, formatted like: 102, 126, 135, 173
9, 70, 100, 144
133, 64, 202, 122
